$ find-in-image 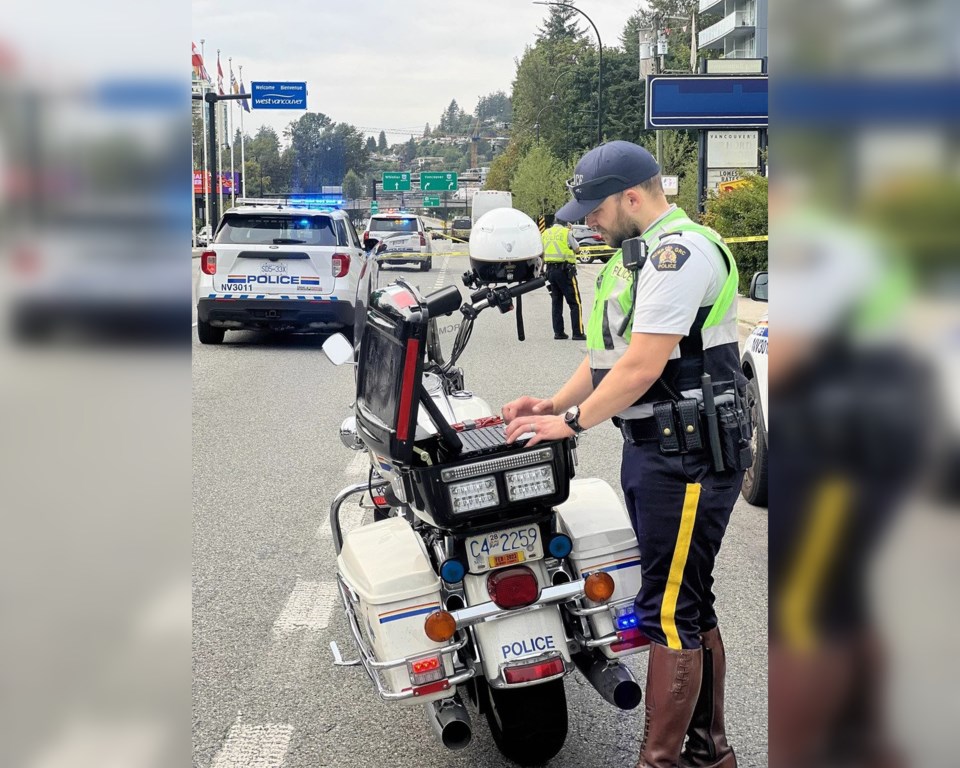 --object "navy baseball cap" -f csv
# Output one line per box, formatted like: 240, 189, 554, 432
556, 141, 661, 223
